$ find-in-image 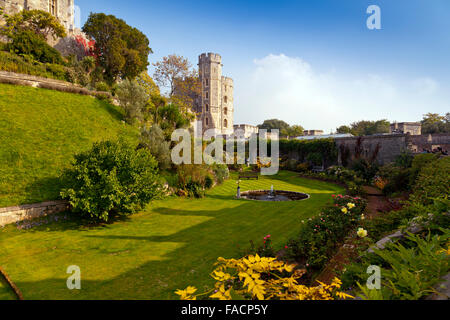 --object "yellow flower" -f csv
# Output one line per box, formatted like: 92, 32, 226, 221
341, 207, 348, 214
361, 214, 365, 220
175, 286, 197, 300
347, 203, 356, 209
357, 228, 368, 238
